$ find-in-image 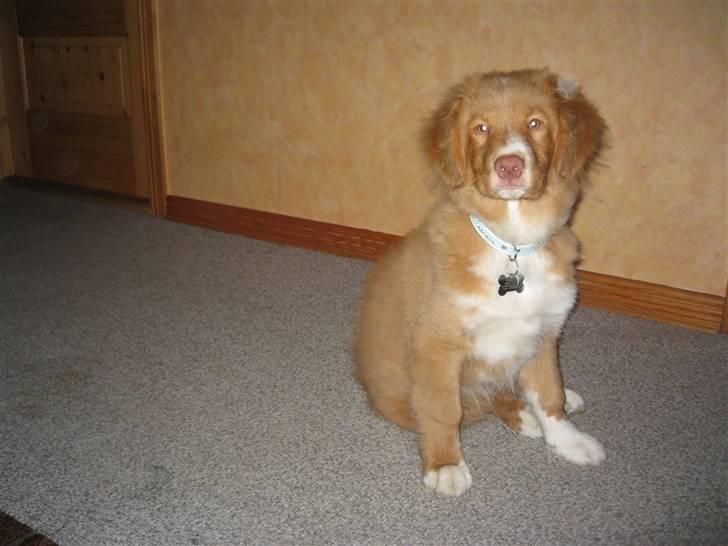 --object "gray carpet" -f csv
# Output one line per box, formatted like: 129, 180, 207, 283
1, 183, 726, 546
